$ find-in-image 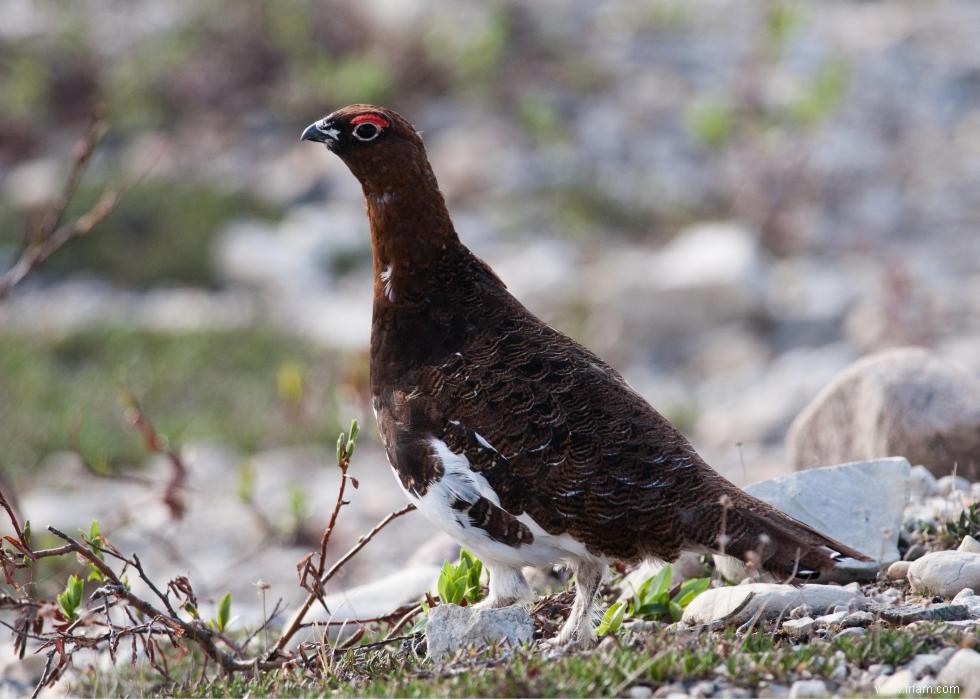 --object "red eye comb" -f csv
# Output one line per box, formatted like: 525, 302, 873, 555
351, 114, 390, 129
